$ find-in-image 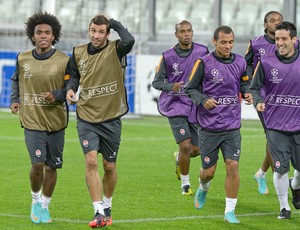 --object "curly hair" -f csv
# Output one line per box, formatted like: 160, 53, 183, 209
25, 11, 62, 46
